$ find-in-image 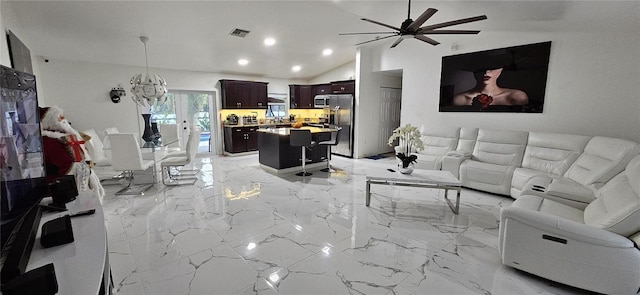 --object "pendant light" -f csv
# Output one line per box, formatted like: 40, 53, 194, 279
130, 36, 167, 107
